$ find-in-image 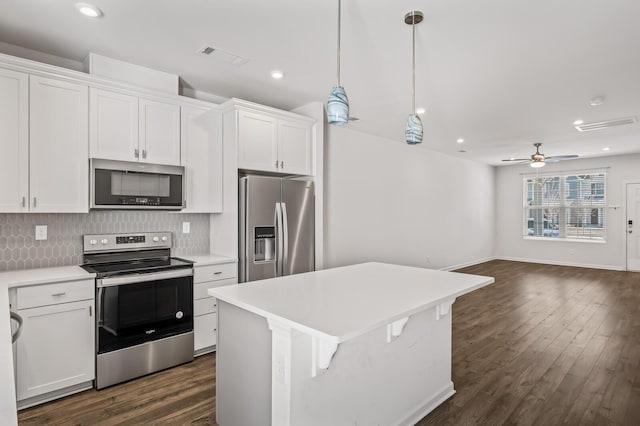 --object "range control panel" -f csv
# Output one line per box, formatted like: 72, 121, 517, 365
83, 232, 172, 253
